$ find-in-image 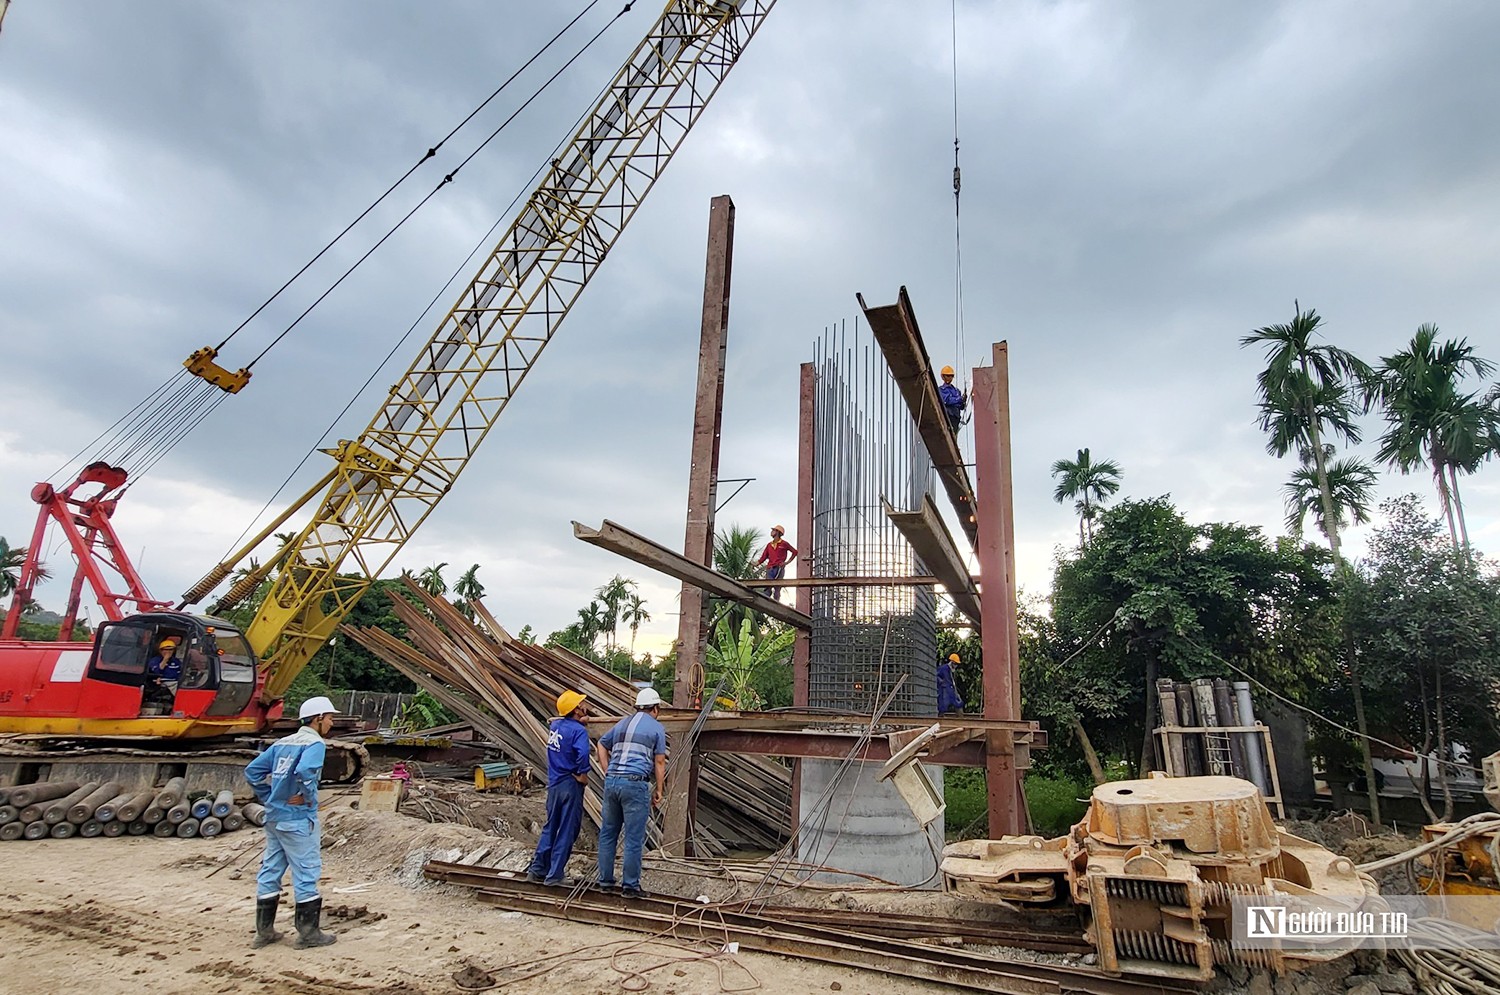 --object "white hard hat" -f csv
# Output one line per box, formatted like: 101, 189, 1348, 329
298, 695, 338, 720
634, 687, 662, 708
